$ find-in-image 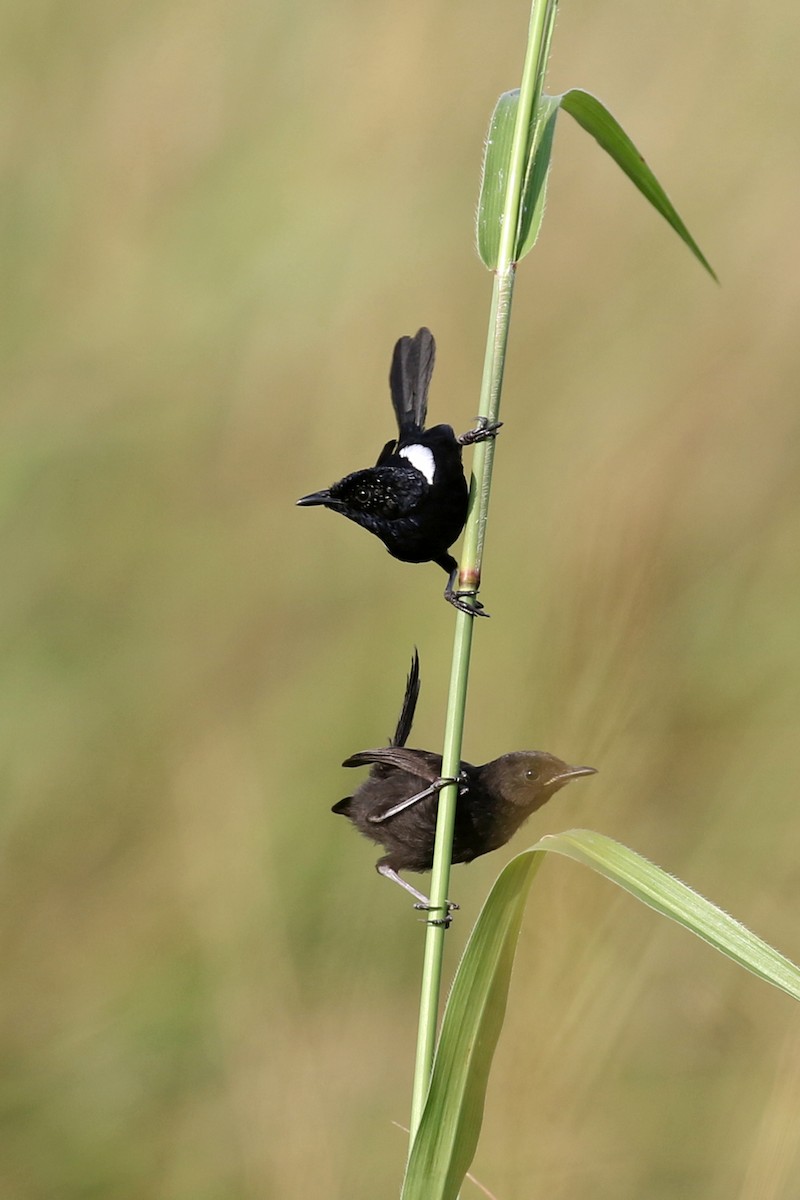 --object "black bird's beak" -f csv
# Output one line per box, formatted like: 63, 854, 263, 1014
297, 489, 335, 507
